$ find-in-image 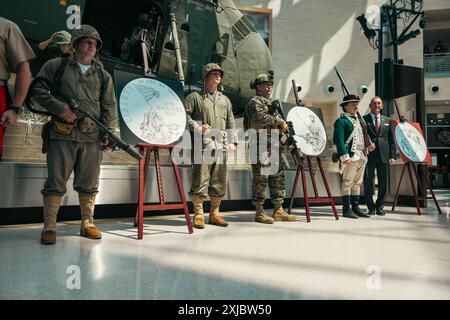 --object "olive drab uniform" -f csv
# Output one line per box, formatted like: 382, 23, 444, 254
246, 74, 296, 223
35, 54, 117, 196
185, 63, 236, 229
0, 17, 36, 159
185, 90, 235, 198
31, 25, 118, 244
